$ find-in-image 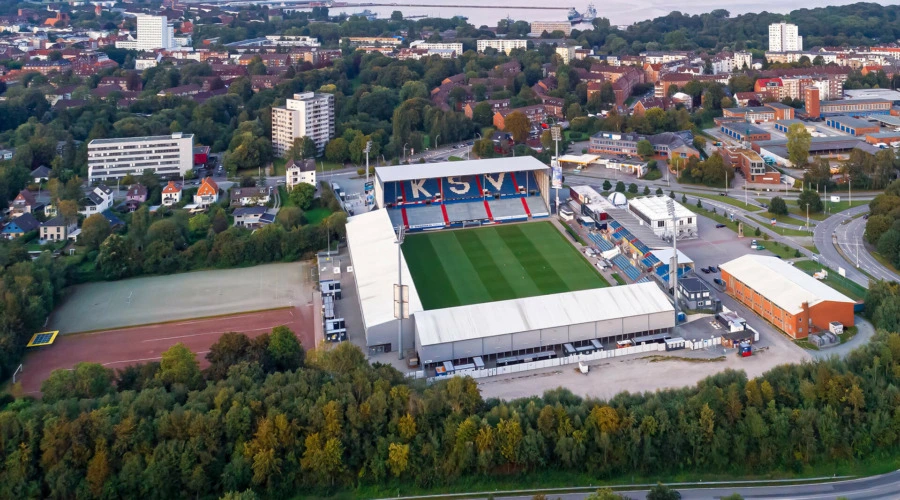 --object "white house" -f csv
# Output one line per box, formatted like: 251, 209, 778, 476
194, 177, 219, 207
162, 180, 182, 206
233, 206, 268, 227
286, 159, 316, 189
231, 186, 271, 207
79, 185, 114, 216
